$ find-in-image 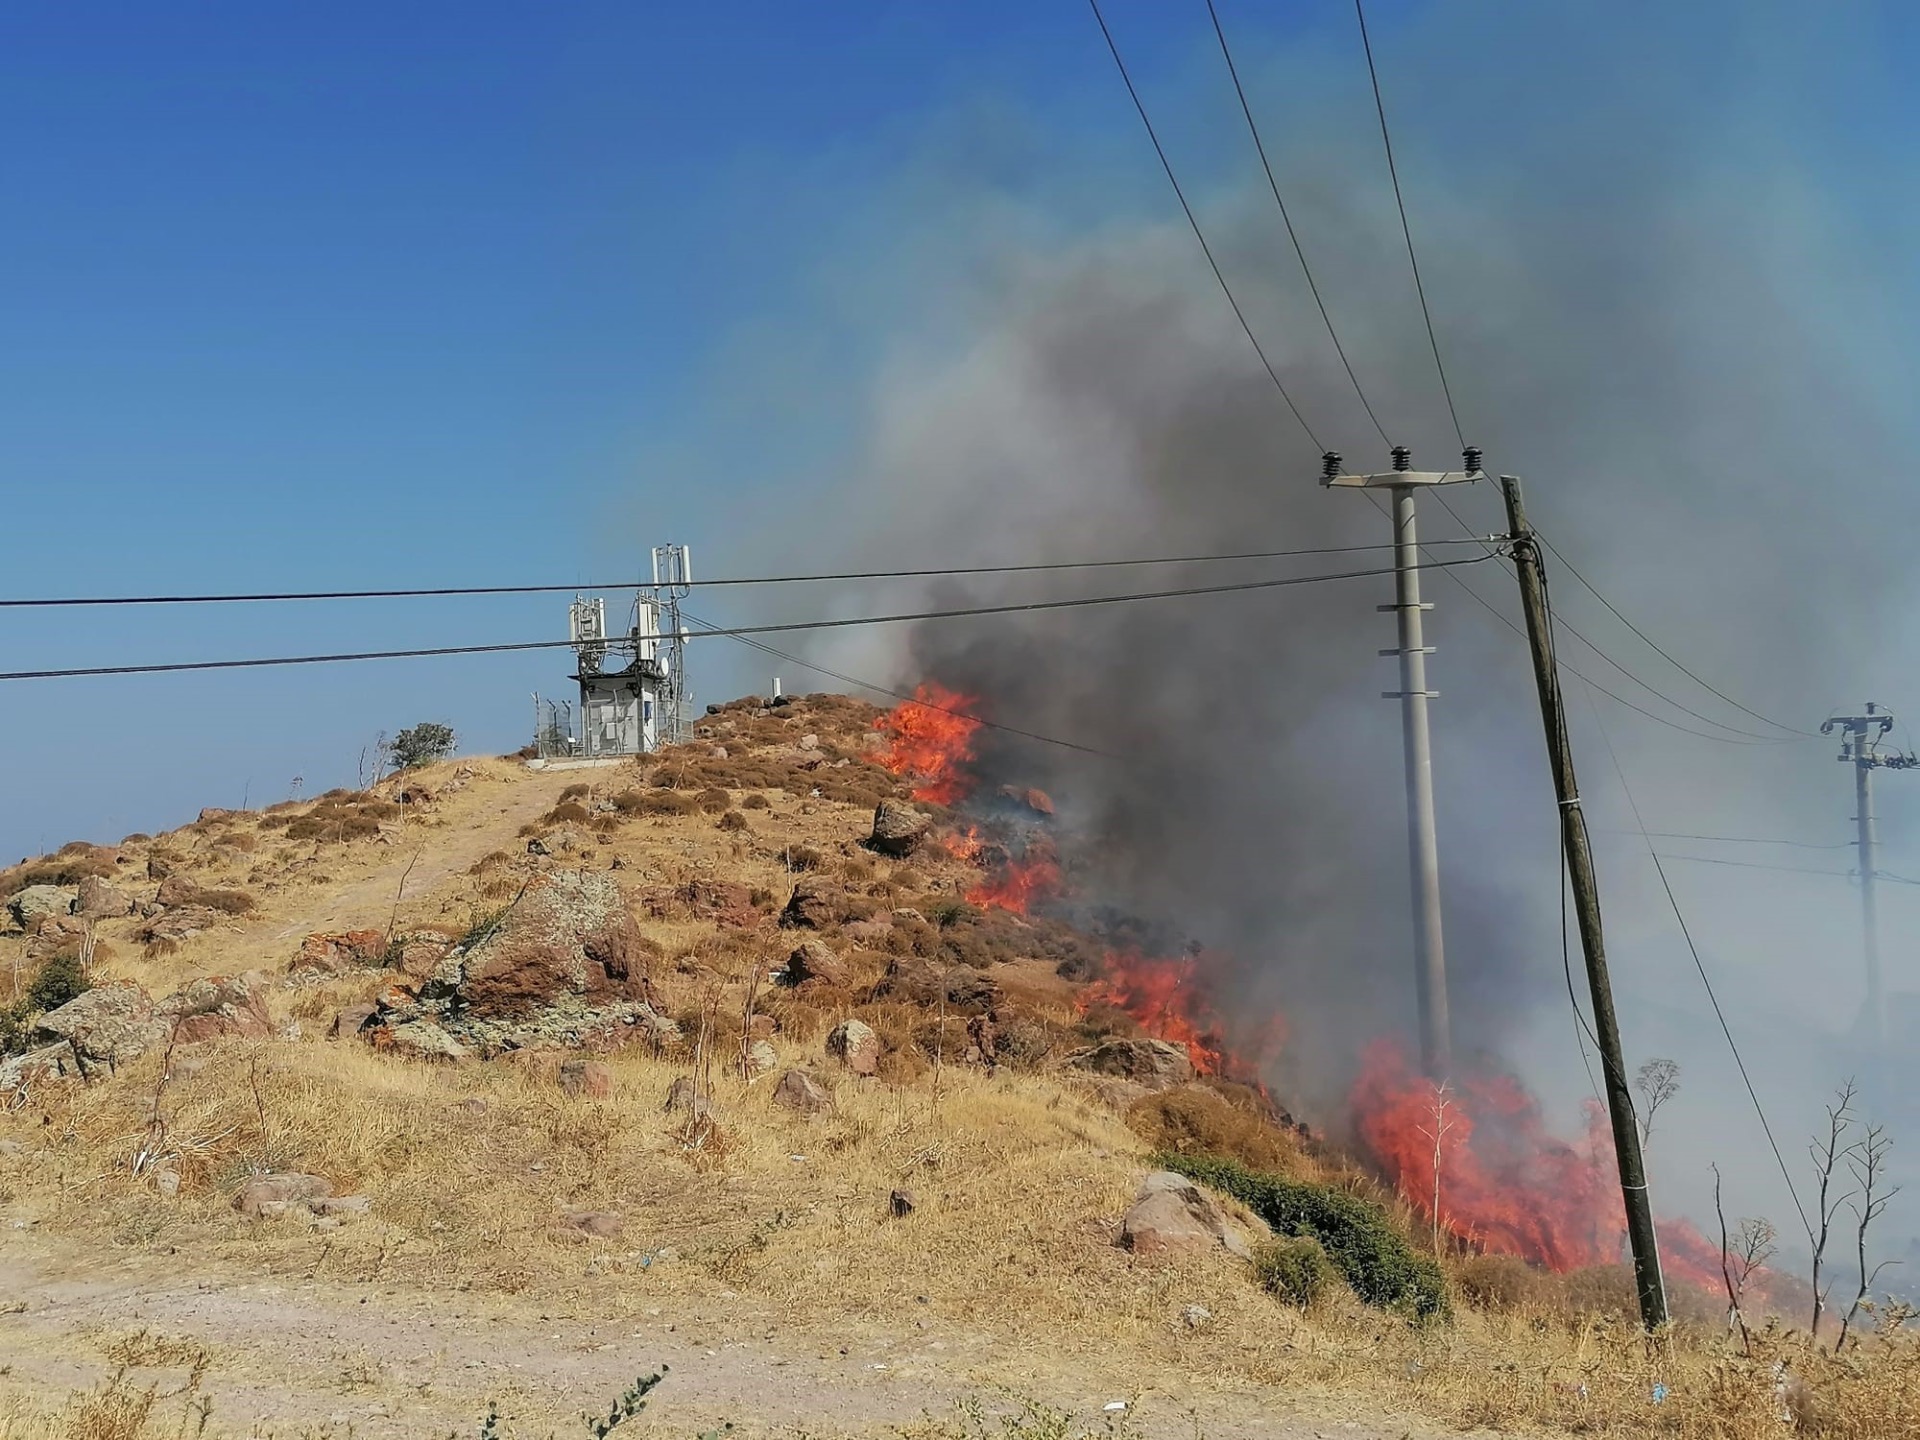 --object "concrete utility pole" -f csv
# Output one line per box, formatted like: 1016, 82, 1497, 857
1820, 705, 1916, 1056
1501, 474, 1669, 1332
1322, 445, 1483, 1078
